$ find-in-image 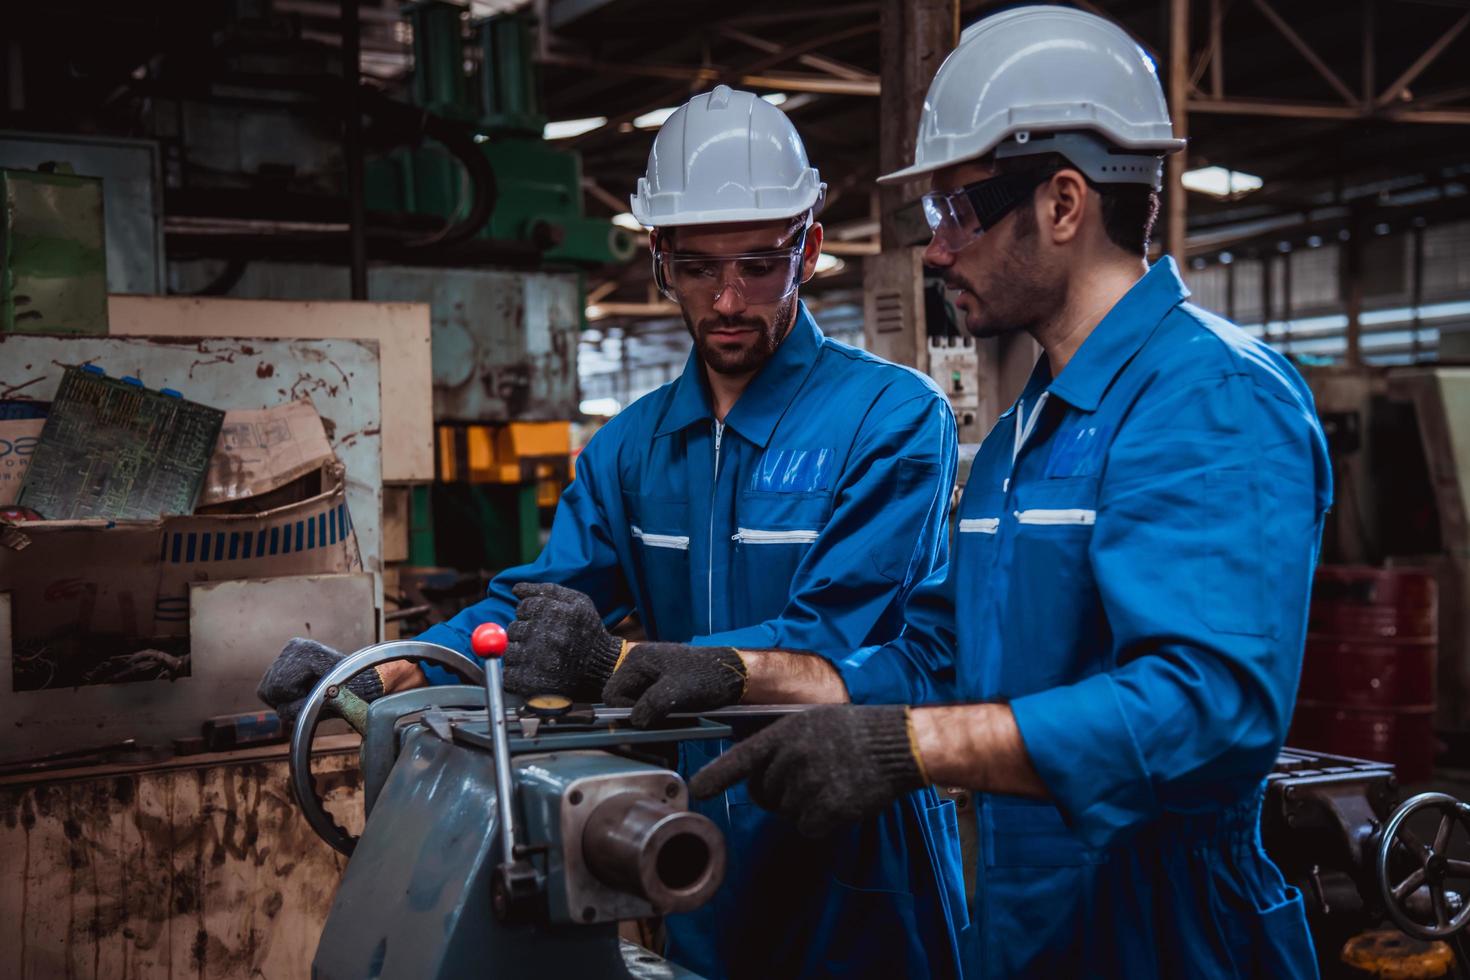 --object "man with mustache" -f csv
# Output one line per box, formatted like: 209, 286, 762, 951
509, 8, 1333, 978
257, 84, 965, 978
